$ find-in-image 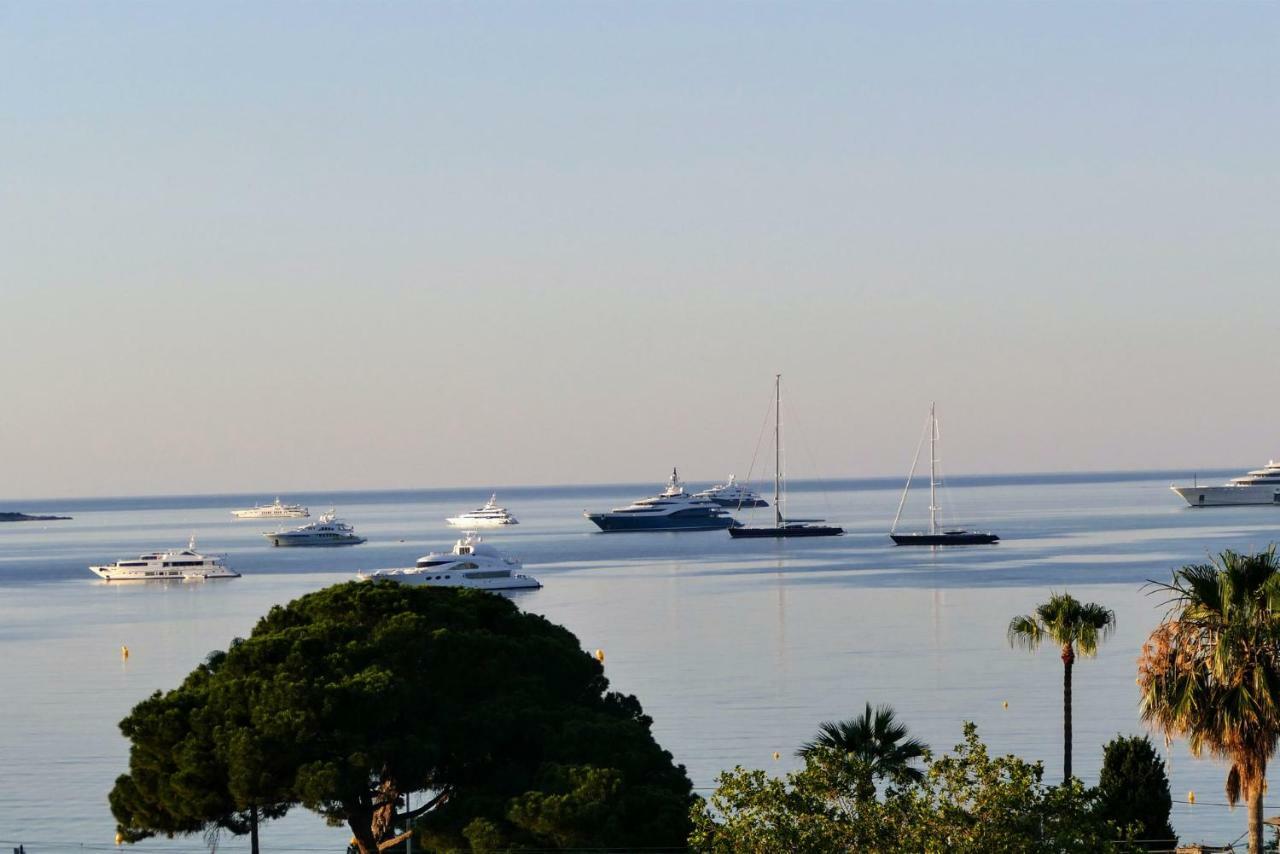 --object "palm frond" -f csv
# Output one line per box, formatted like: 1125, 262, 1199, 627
1007, 615, 1043, 650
